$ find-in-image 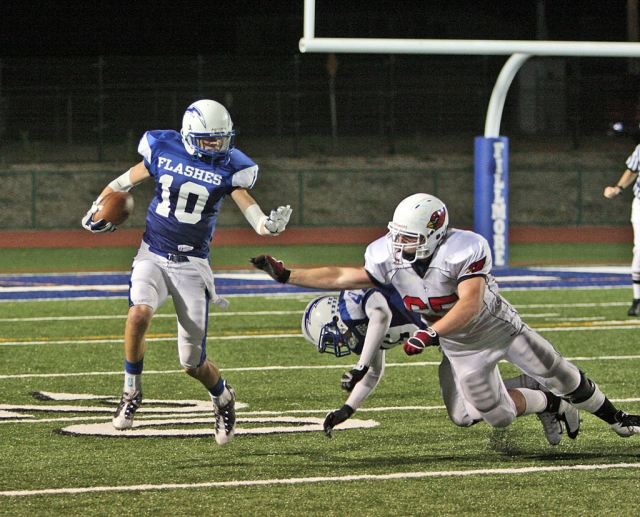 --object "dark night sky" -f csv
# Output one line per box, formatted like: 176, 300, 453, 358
0, 1, 631, 58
